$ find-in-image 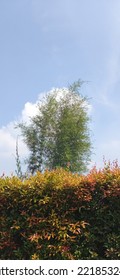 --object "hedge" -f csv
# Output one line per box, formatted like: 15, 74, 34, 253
0, 161, 120, 259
